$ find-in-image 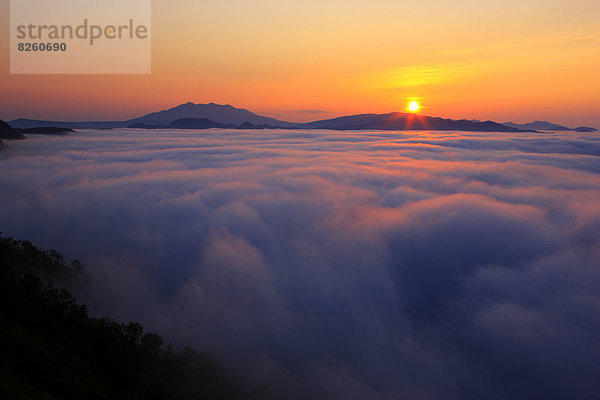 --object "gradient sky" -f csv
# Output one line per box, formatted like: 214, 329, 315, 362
1, 0, 599, 126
